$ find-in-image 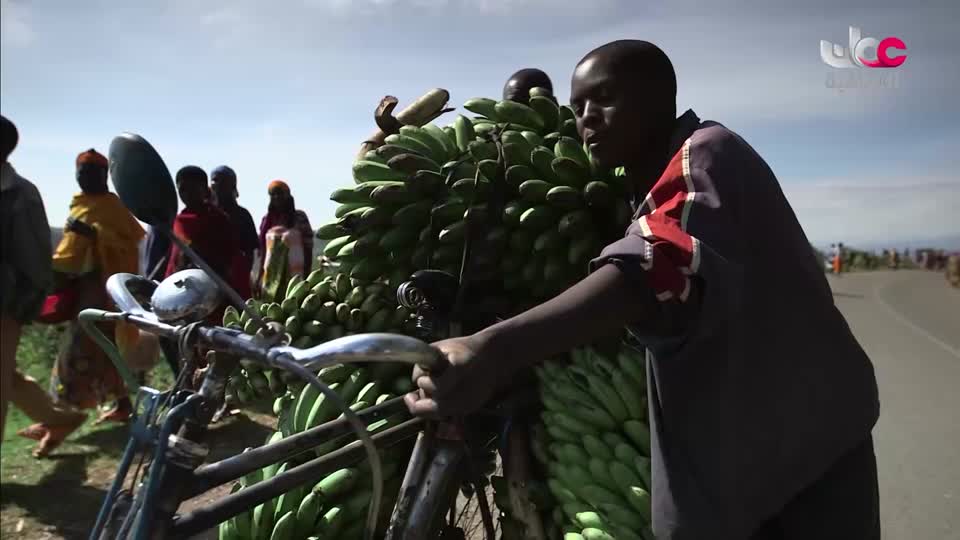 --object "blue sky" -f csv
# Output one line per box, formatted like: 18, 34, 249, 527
2, 0, 958, 249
